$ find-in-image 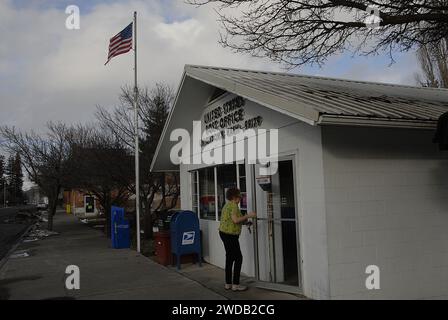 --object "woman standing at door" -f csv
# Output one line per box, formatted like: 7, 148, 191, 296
219, 188, 256, 291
